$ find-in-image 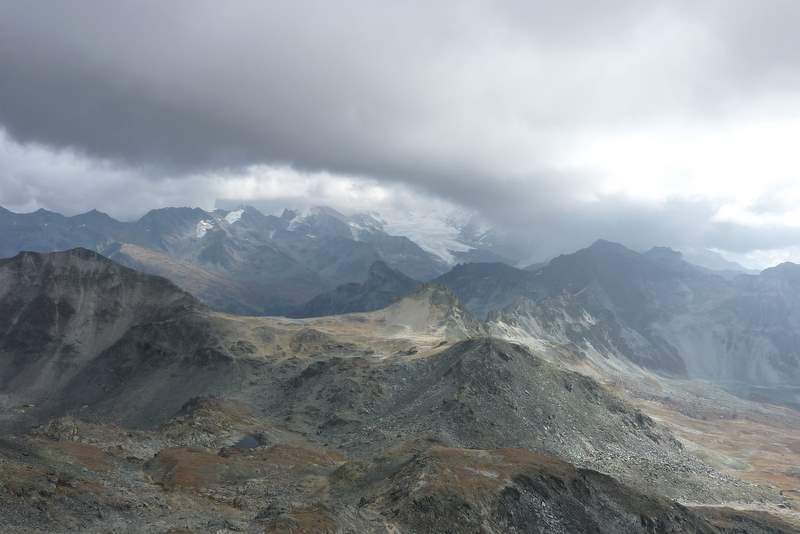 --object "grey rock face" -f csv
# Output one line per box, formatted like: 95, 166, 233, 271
434, 261, 542, 319
442, 241, 800, 386
0, 248, 235, 426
